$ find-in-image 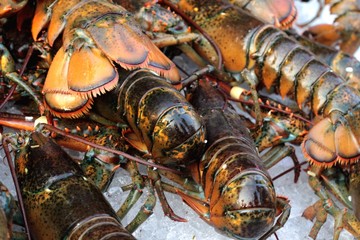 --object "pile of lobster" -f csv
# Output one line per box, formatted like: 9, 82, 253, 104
0, 0, 360, 239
